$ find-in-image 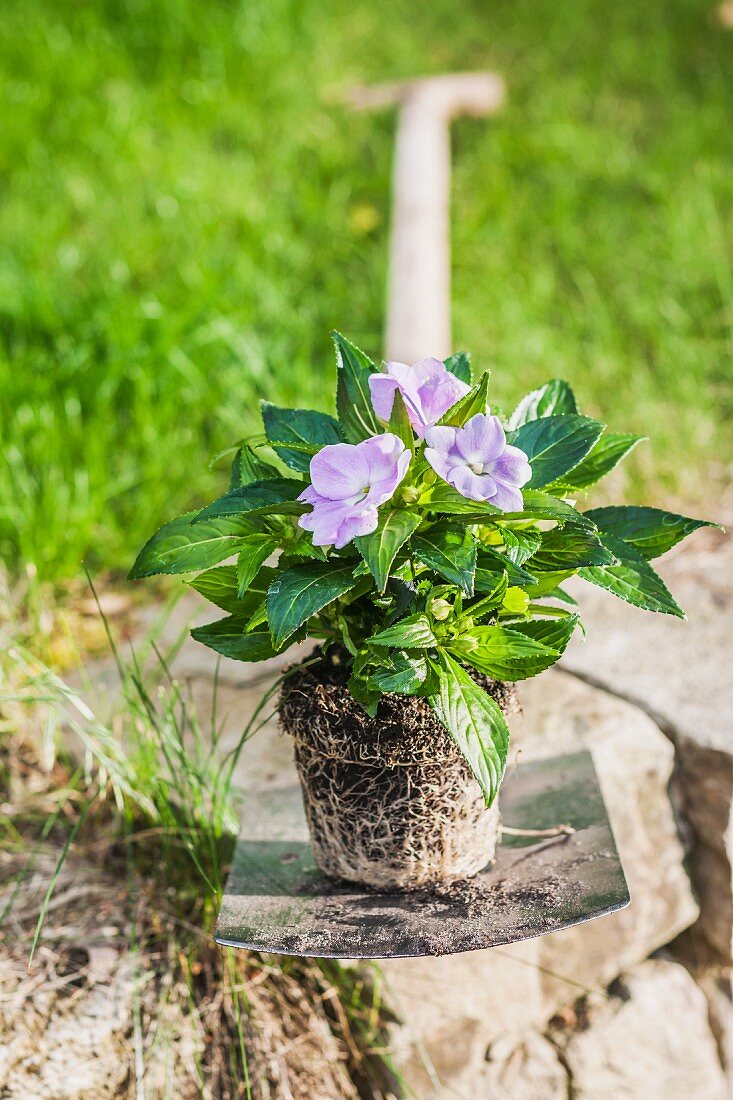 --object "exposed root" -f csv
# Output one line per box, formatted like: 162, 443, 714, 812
279, 648, 520, 892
